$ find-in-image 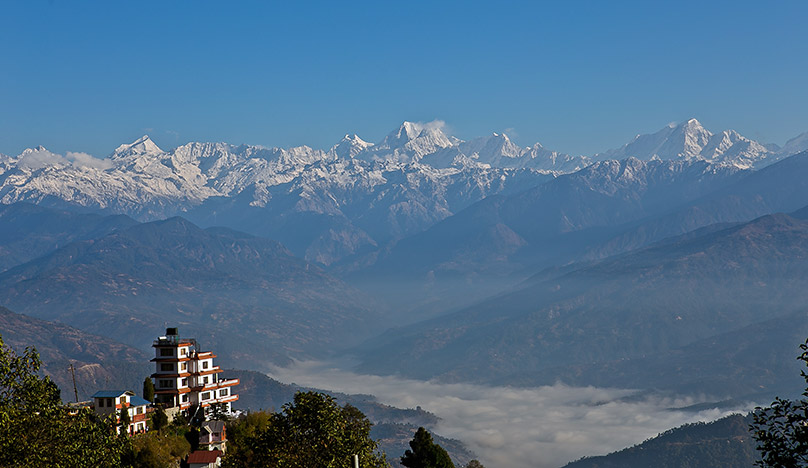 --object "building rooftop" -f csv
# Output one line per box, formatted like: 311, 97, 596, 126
187, 449, 223, 464
91, 390, 133, 399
